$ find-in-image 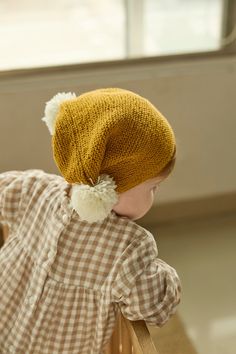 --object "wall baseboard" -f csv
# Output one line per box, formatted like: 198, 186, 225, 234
139, 192, 236, 228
